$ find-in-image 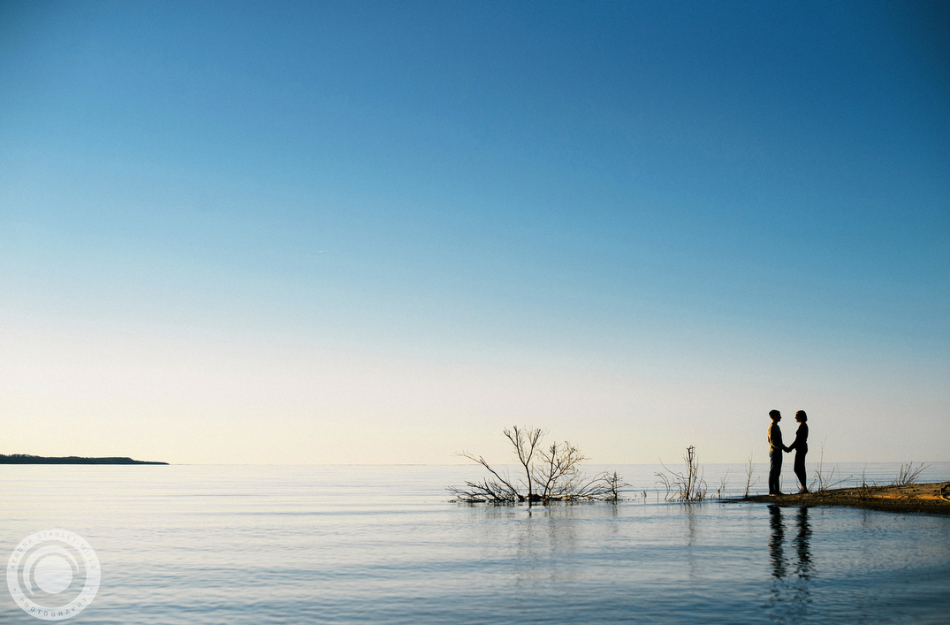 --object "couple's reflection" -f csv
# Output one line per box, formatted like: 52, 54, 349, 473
767, 505, 813, 617
768, 505, 812, 579
768, 504, 787, 578
793, 506, 812, 579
